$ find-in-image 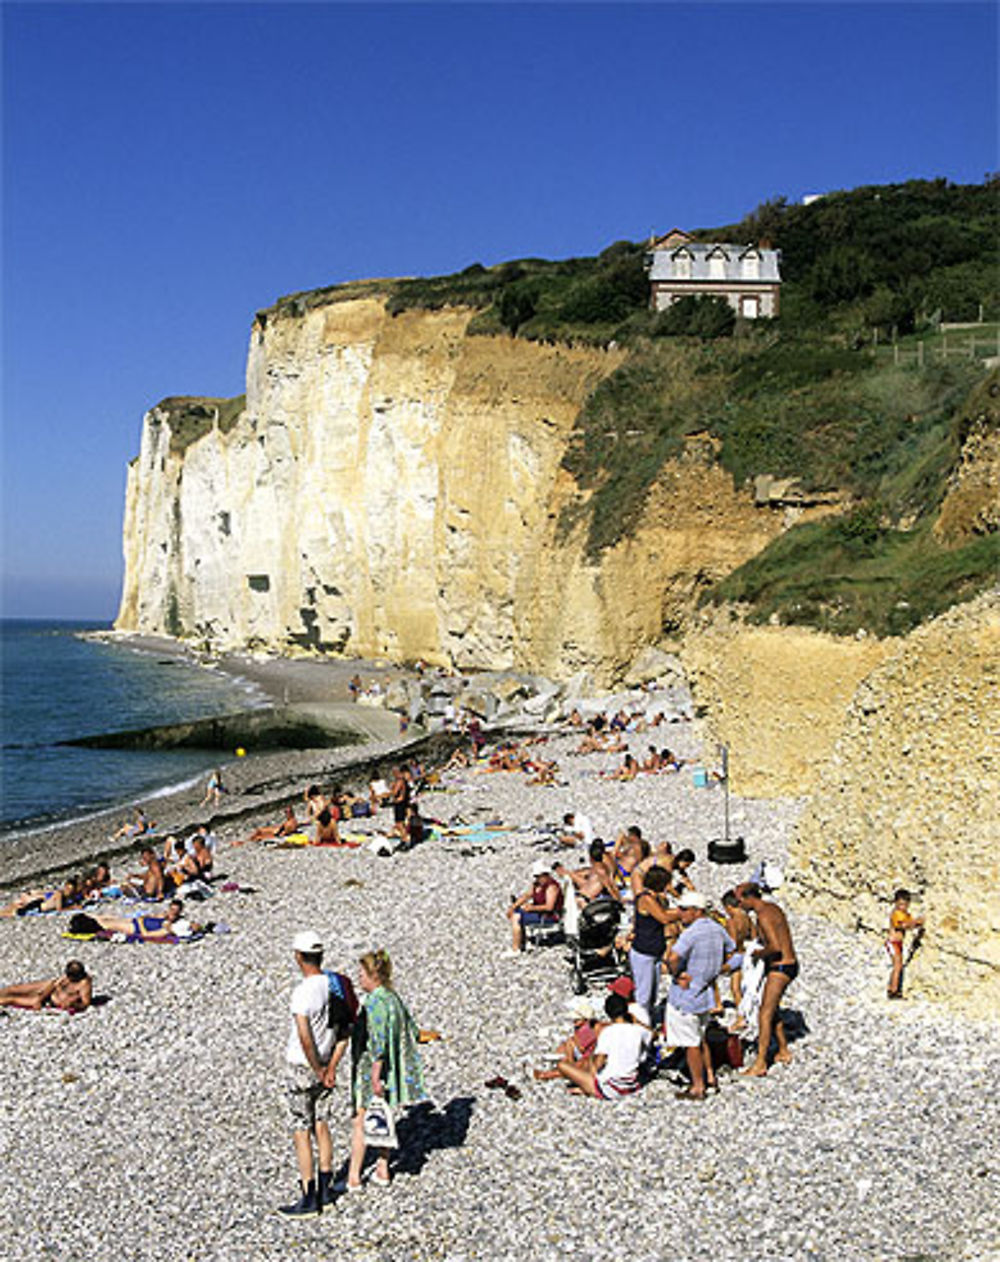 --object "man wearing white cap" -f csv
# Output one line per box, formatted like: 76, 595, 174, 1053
664, 891, 735, 1101
277, 930, 347, 1218
505, 858, 564, 952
